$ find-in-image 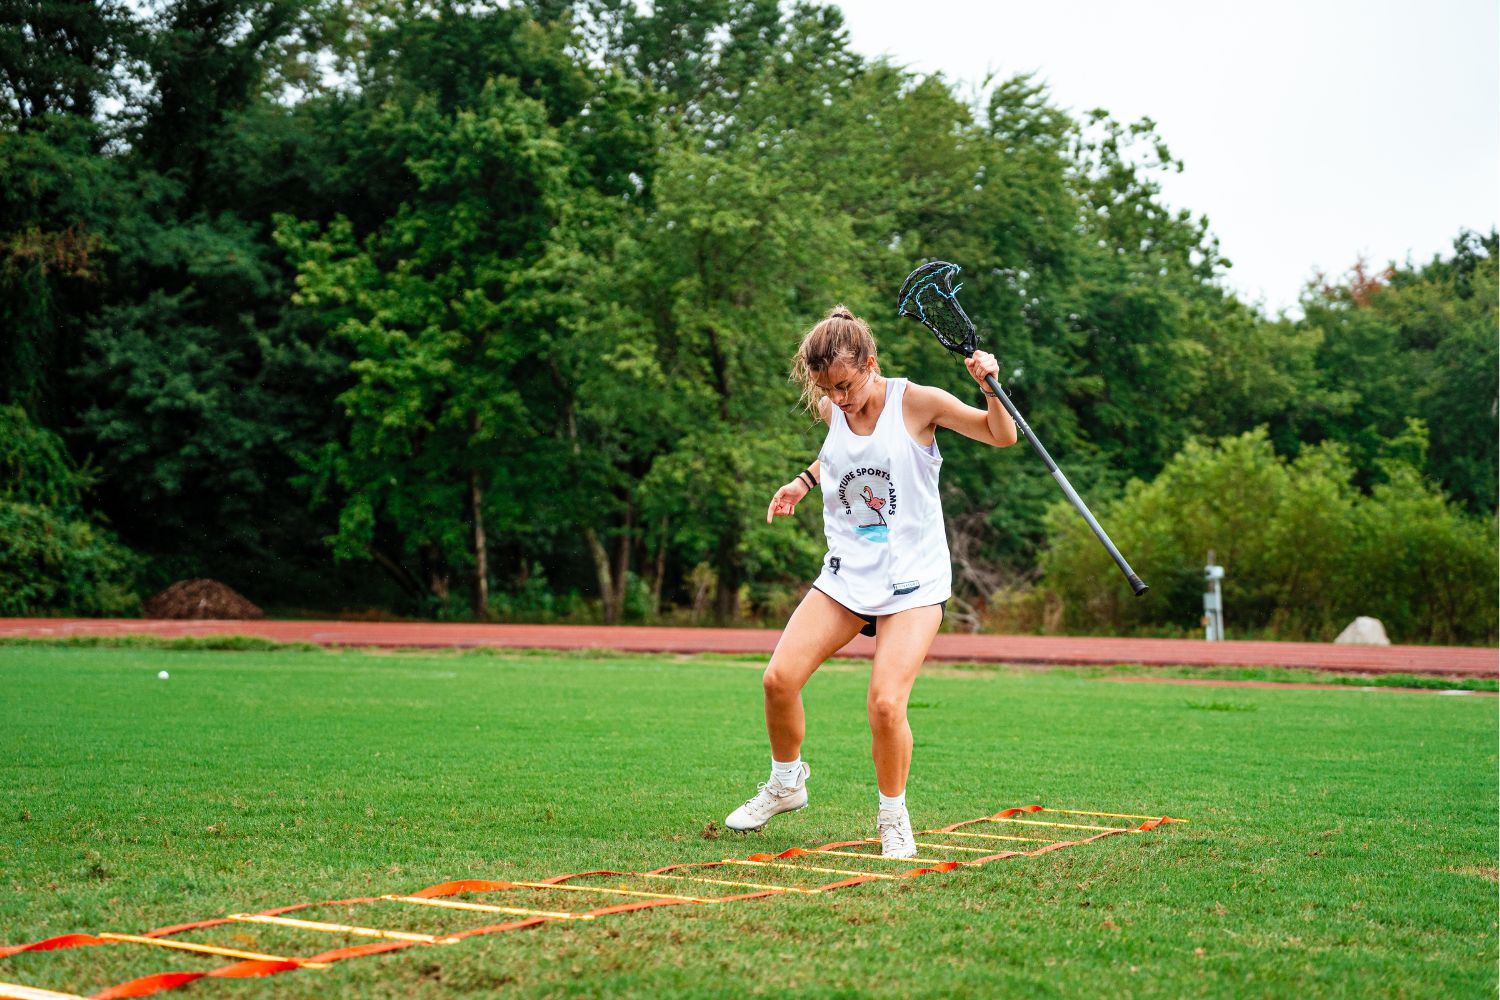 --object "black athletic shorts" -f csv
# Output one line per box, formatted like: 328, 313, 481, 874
812, 585, 947, 638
